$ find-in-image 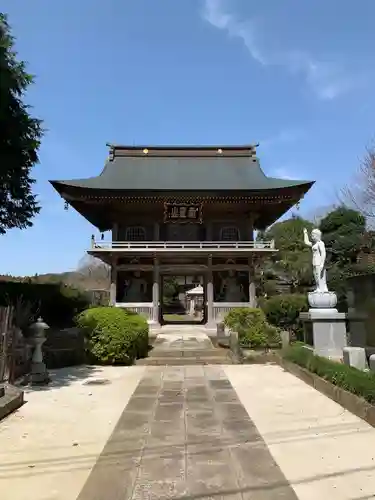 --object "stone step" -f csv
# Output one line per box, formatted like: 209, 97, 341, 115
136, 356, 233, 366
149, 349, 228, 358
